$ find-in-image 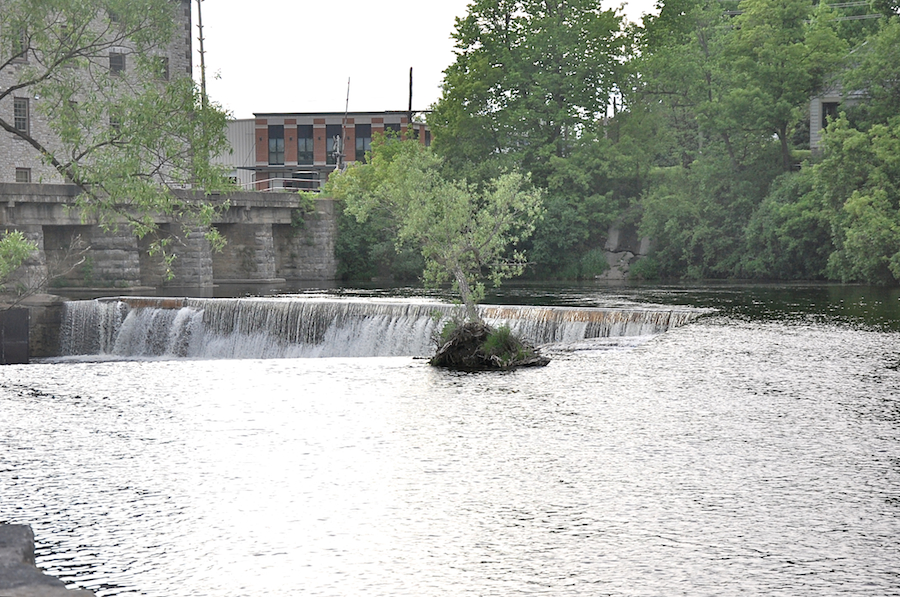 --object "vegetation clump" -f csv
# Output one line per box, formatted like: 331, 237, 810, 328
430, 322, 550, 370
